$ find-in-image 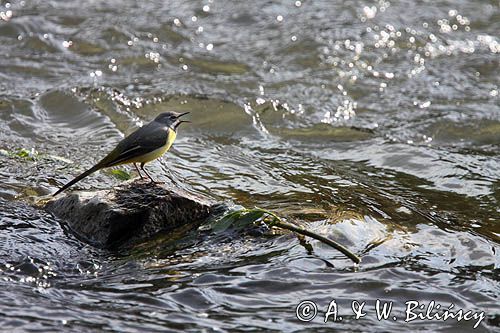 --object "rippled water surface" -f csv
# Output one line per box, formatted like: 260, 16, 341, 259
0, 0, 499, 331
